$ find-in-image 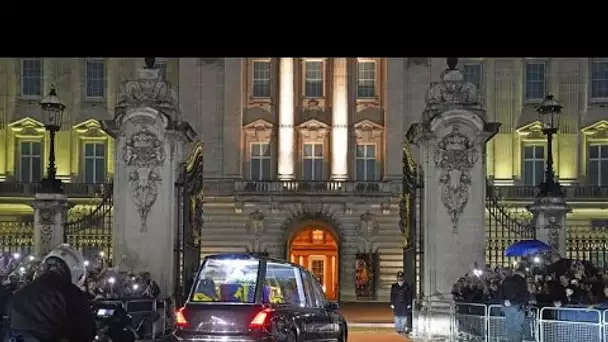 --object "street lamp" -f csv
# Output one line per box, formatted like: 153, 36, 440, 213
536, 93, 563, 197
39, 85, 66, 193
